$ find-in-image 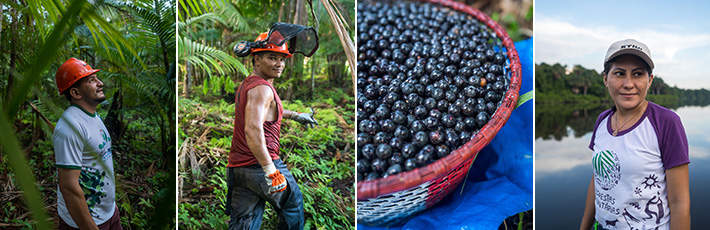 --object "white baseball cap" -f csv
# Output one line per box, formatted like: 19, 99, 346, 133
604, 39, 654, 70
